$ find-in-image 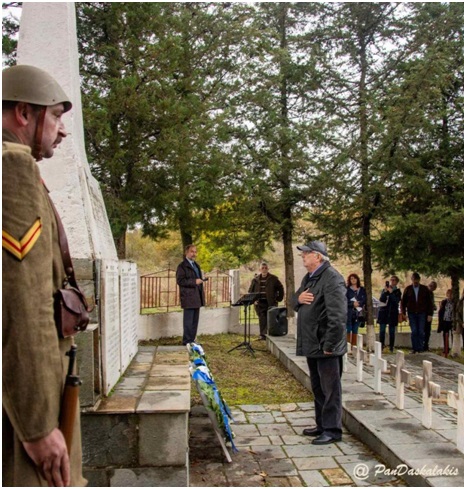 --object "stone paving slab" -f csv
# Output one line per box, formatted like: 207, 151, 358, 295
293, 456, 339, 470
257, 423, 297, 437
247, 412, 275, 424
137, 390, 190, 413
234, 436, 273, 447
145, 375, 190, 391
284, 443, 344, 458
150, 365, 190, 377
96, 395, 137, 414
299, 469, 330, 486
114, 376, 146, 391
249, 445, 287, 459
